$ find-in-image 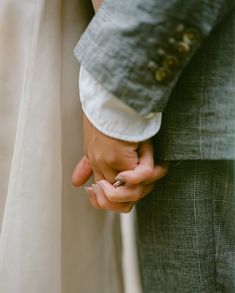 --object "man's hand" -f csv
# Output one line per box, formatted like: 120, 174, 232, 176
84, 142, 169, 213
72, 114, 139, 185
72, 116, 169, 213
